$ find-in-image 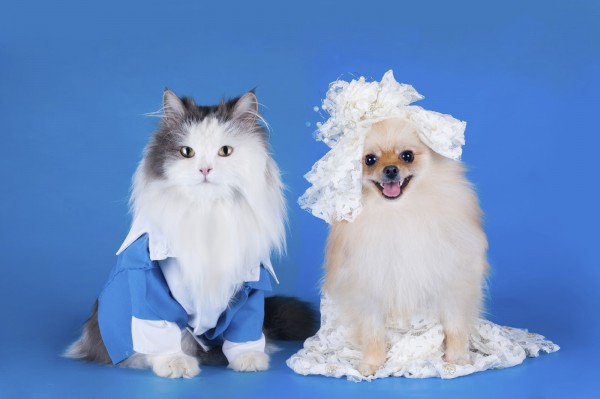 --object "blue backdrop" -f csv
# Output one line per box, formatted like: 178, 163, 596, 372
1, 1, 598, 398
